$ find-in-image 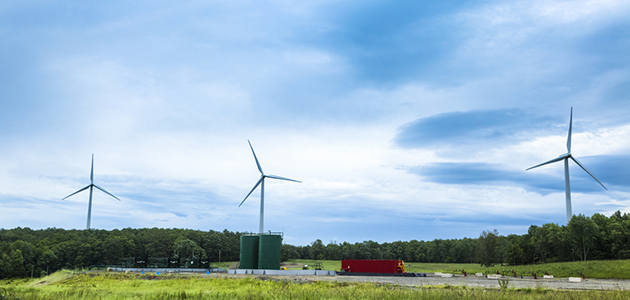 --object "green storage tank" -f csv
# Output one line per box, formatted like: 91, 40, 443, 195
239, 235, 259, 269
258, 234, 282, 270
